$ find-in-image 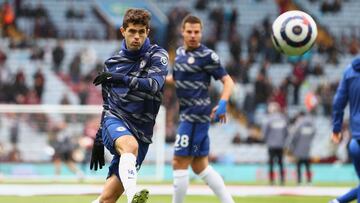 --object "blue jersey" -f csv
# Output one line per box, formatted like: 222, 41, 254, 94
332, 57, 360, 139
101, 38, 168, 143
173, 45, 227, 123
